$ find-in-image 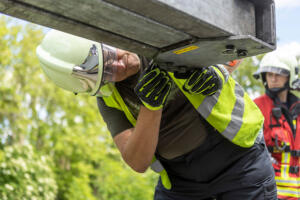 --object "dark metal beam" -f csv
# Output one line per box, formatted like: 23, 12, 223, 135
0, 0, 276, 68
